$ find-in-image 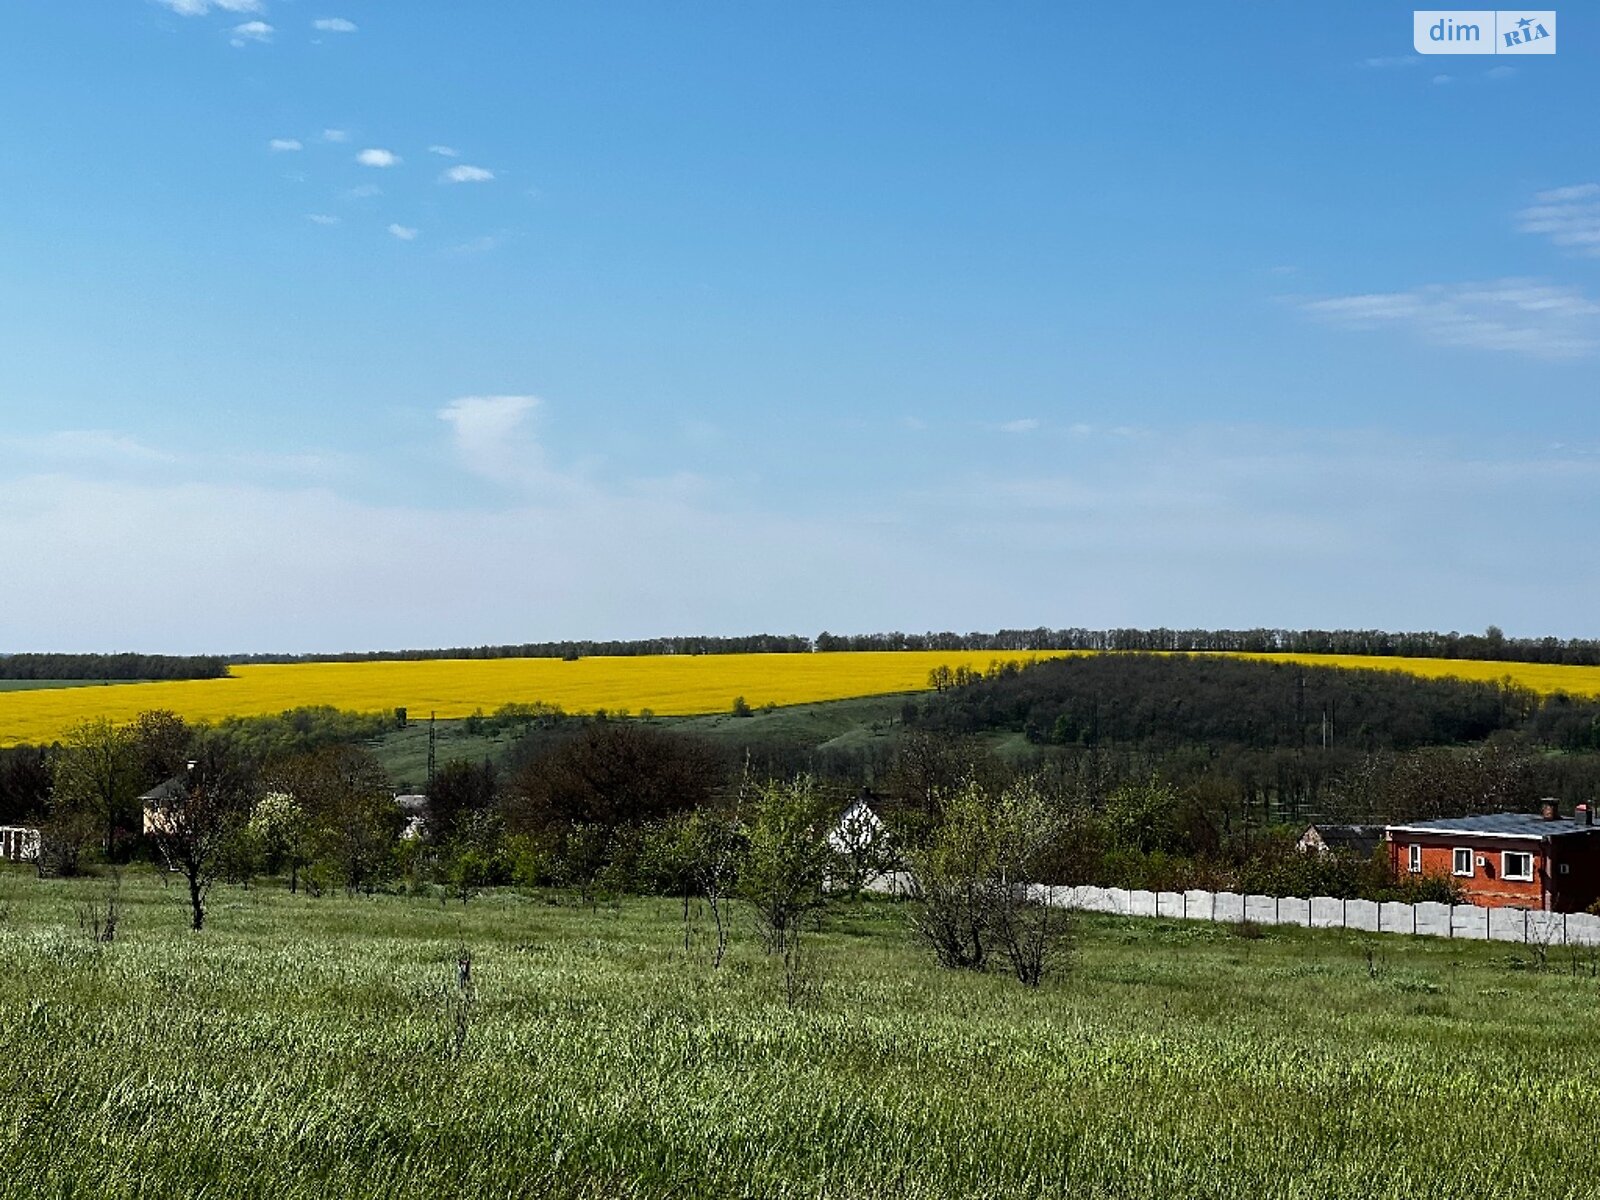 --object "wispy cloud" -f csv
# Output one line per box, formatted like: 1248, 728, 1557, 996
344, 184, 383, 199
2, 429, 177, 468
1518, 184, 1600, 257
428, 145, 460, 158
230, 20, 273, 44
387, 223, 418, 241
312, 17, 358, 33
357, 148, 401, 168
306, 213, 340, 225
322, 128, 349, 143
442, 164, 495, 184
998, 418, 1040, 434
1361, 55, 1418, 68
438, 396, 548, 490
1298, 279, 1600, 359
1486, 65, 1516, 80
157, 0, 263, 15
269, 138, 302, 152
